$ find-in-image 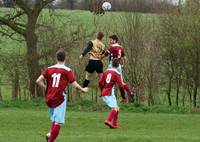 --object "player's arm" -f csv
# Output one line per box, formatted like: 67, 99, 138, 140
120, 48, 127, 68
116, 74, 127, 100
102, 46, 112, 58
79, 41, 93, 59
116, 74, 124, 89
68, 70, 88, 93
36, 75, 46, 89
71, 81, 88, 93
101, 50, 109, 59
